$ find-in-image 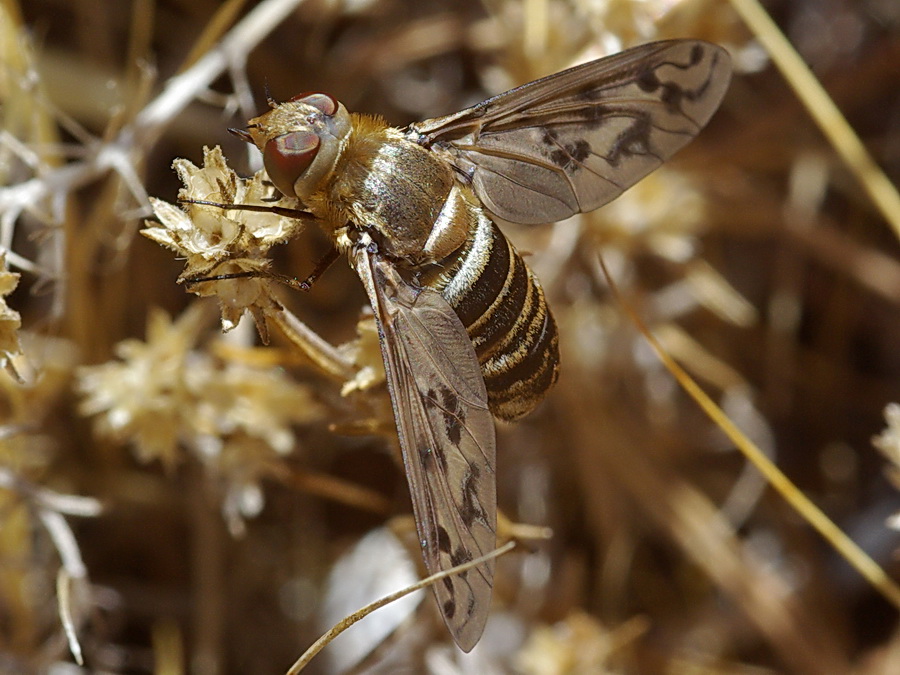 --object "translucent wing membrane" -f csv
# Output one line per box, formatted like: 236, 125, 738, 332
408, 40, 732, 224
351, 241, 497, 652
